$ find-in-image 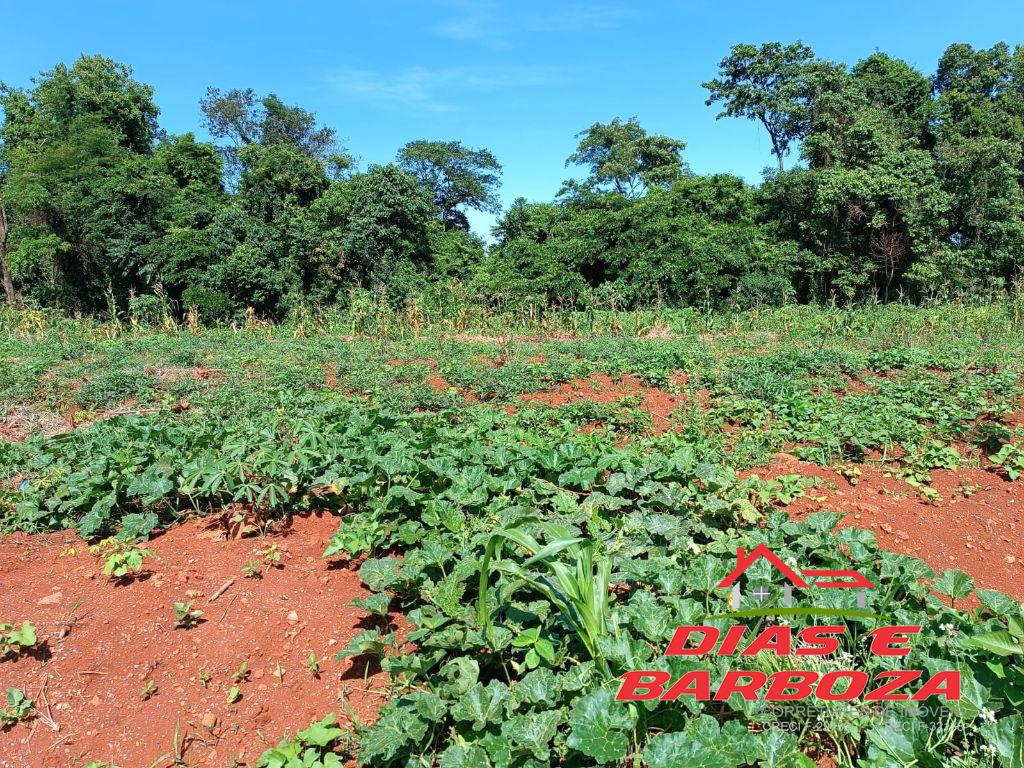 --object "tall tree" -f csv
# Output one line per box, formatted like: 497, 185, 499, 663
703, 42, 818, 171
397, 140, 502, 230
564, 117, 686, 199
200, 88, 351, 179
0, 56, 170, 309
931, 43, 1024, 286
0, 200, 15, 303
